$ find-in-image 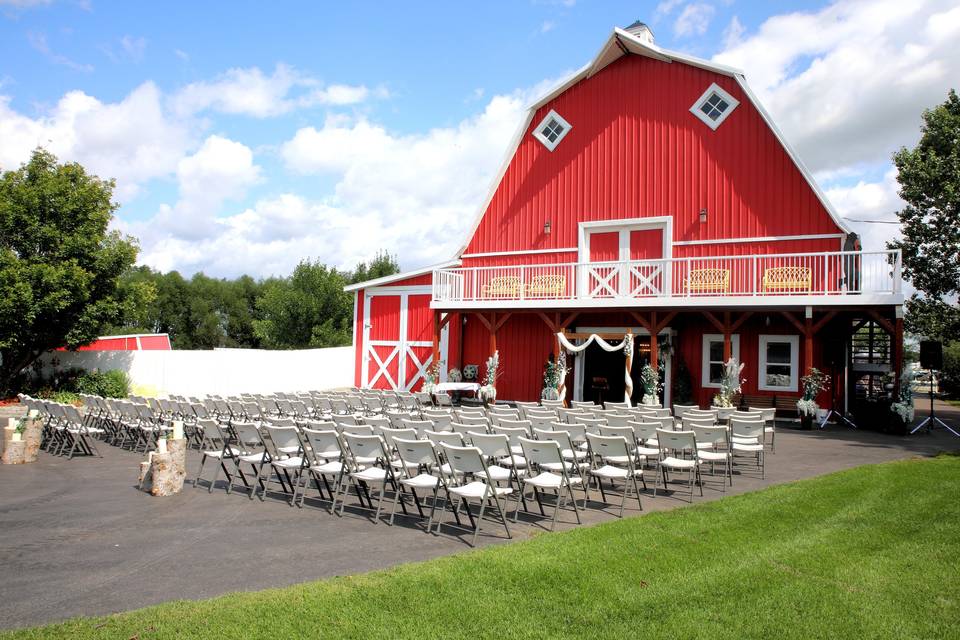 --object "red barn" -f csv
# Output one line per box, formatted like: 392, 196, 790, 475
346, 23, 903, 417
